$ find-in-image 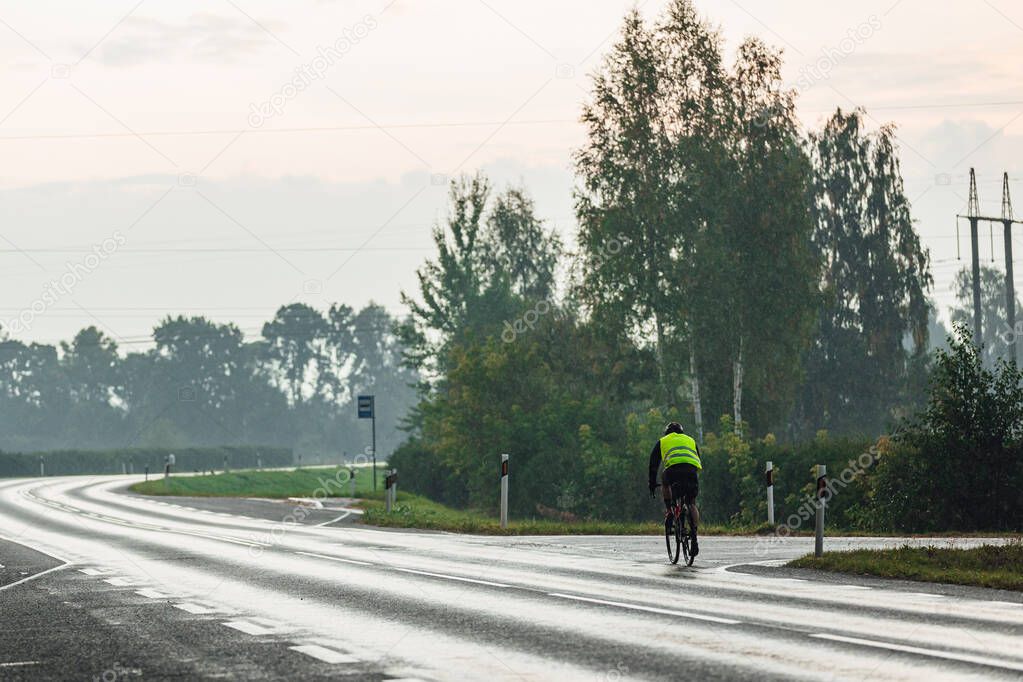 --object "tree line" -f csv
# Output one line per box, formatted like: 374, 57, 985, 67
392, 0, 936, 521
0, 303, 417, 457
